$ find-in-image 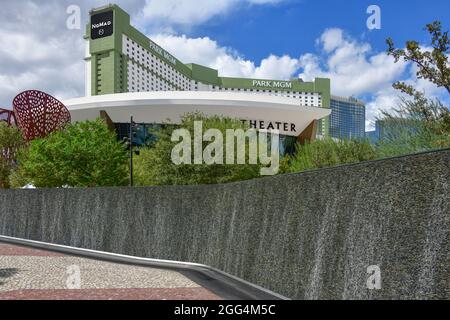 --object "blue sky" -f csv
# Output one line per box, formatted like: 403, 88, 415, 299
0, 0, 448, 130
194, 0, 449, 62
